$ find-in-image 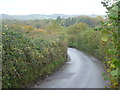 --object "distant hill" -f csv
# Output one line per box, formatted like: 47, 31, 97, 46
1, 14, 14, 20
0, 14, 105, 20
